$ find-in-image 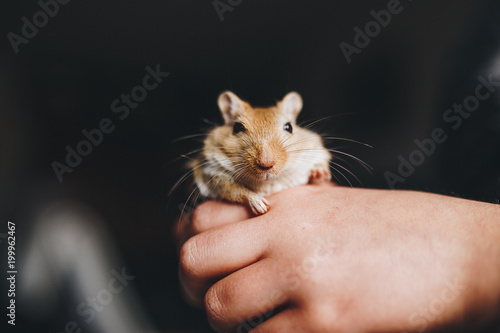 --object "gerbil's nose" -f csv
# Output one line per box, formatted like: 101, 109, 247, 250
257, 152, 276, 170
